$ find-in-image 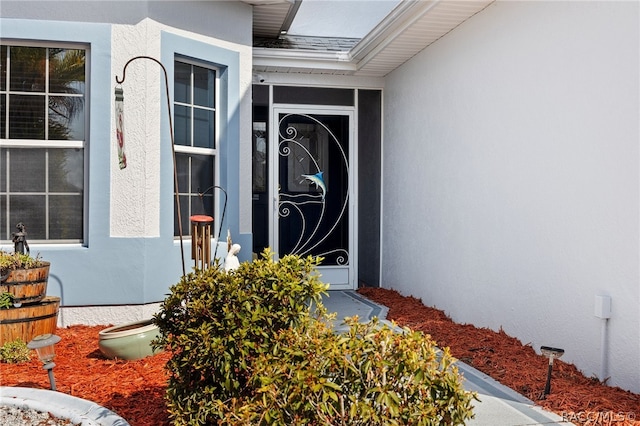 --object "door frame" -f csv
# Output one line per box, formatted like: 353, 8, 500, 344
269, 105, 357, 290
